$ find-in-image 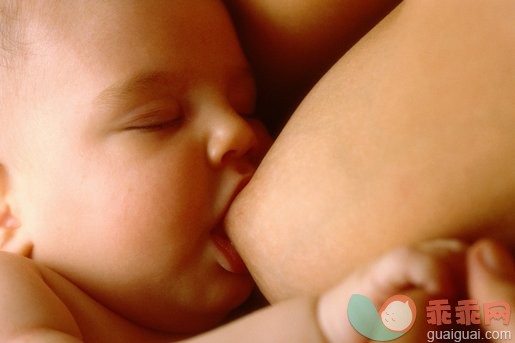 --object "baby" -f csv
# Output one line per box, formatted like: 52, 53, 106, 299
0, 1, 486, 342
0, 1, 269, 341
